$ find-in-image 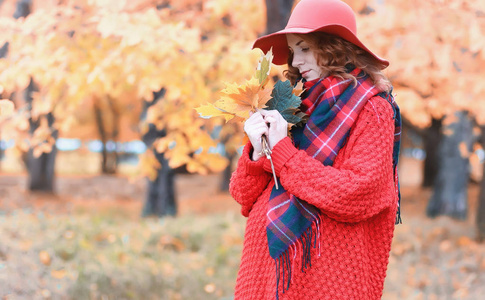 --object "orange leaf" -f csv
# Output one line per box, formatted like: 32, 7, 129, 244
220, 77, 272, 115
51, 269, 67, 279
39, 250, 51, 266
